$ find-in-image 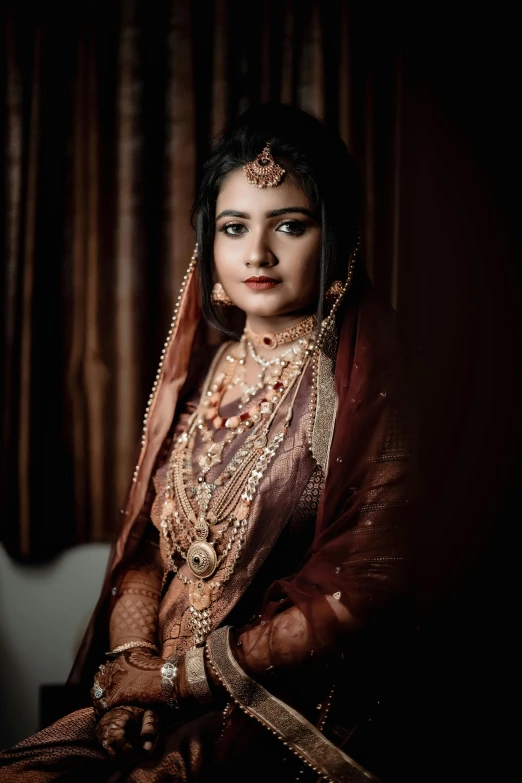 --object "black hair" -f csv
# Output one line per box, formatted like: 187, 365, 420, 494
191, 103, 361, 336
